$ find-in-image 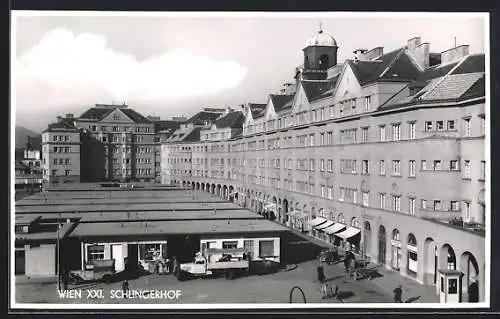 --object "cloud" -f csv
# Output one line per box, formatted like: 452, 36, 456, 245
15, 28, 248, 108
